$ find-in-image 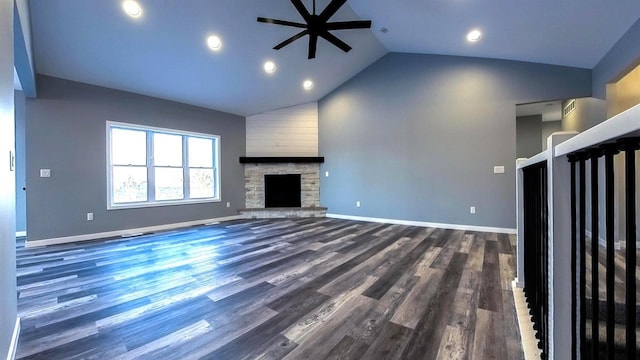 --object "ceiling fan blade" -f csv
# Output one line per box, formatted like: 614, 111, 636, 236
326, 20, 372, 30
257, 17, 307, 29
320, 31, 352, 53
290, 0, 312, 22
308, 33, 318, 59
274, 30, 309, 50
319, 0, 347, 21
